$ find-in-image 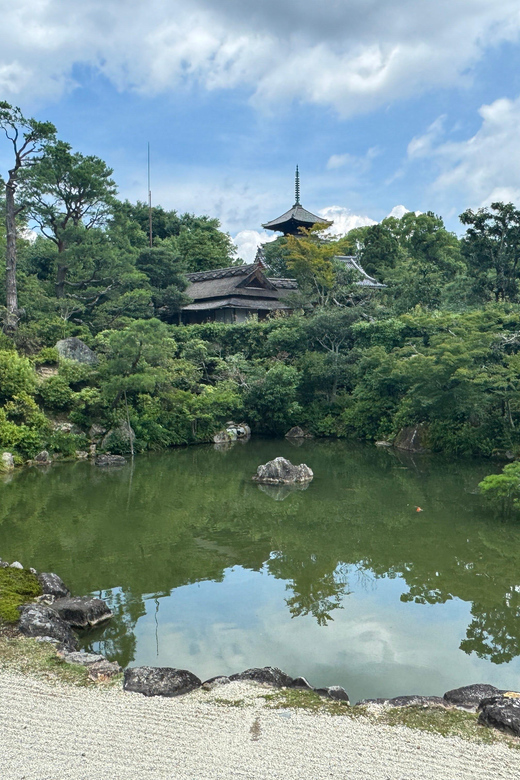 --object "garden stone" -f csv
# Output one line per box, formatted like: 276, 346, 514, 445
252, 457, 313, 485
96, 454, 127, 467
101, 422, 135, 453
355, 698, 389, 706
285, 426, 312, 439
290, 677, 314, 691
60, 651, 121, 680
34, 451, 51, 464
51, 596, 112, 628
478, 694, 520, 736
9, 561, 23, 569
124, 666, 201, 697
229, 667, 293, 688
89, 424, 106, 441
213, 430, 235, 444
443, 683, 503, 711
18, 604, 78, 652
37, 572, 70, 599
75, 451, 88, 459
1, 452, 14, 471
315, 686, 350, 704
55, 337, 97, 365
202, 676, 231, 690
